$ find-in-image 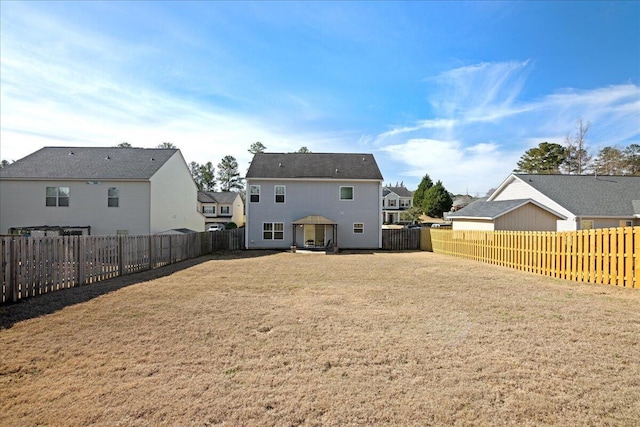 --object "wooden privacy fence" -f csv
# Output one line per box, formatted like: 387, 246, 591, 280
429, 227, 640, 288
1, 229, 245, 303
382, 228, 421, 250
